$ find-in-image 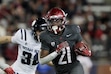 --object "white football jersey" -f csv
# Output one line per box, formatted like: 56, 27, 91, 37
11, 29, 41, 74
